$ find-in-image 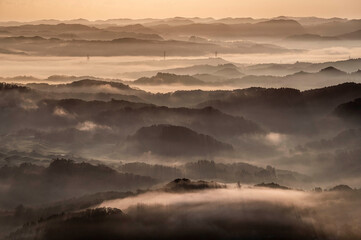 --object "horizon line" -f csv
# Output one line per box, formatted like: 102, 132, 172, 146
0, 16, 359, 23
